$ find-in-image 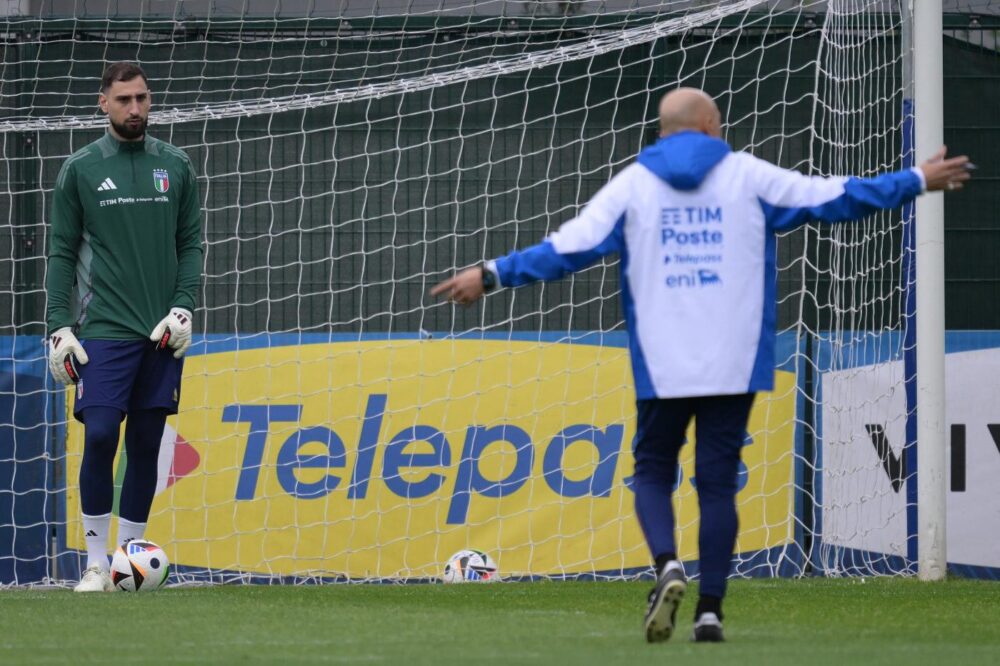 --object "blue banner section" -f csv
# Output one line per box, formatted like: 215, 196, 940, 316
0, 335, 62, 584
902, 96, 919, 567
